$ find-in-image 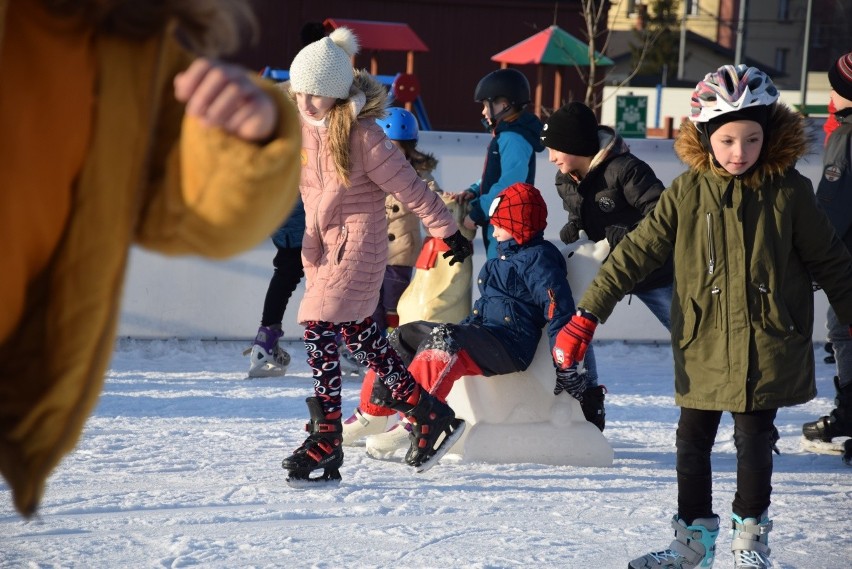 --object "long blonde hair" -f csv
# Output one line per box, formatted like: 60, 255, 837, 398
324, 98, 356, 186
40, 0, 257, 56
